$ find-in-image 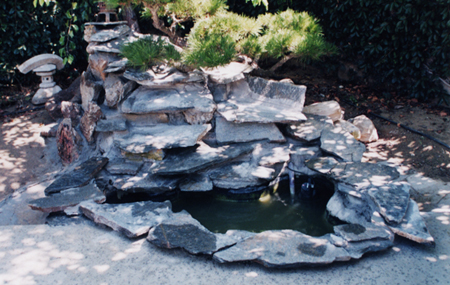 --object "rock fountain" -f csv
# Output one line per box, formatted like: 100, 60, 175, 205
28, 19, 434, 268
